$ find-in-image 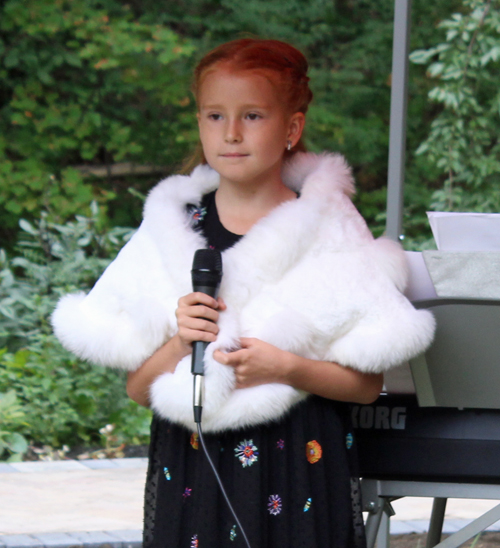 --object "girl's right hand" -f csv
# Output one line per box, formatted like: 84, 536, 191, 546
175, 292, 226, 353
